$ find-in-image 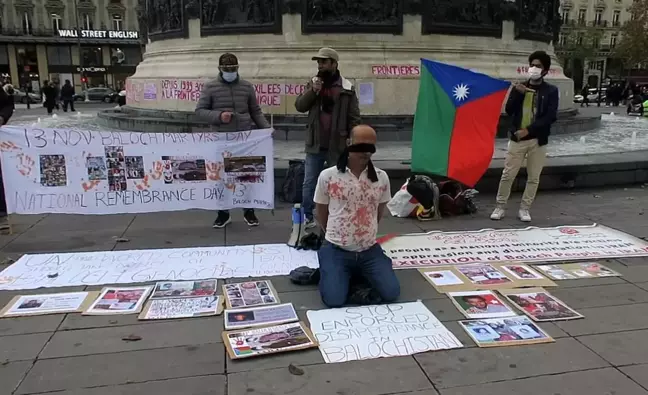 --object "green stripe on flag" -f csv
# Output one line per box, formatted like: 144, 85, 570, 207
411, 67, 457, 177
